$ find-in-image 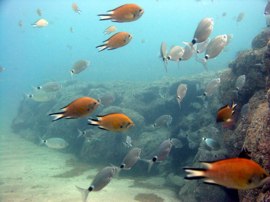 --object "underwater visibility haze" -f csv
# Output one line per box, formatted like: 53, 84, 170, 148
1, 0, 270, 202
